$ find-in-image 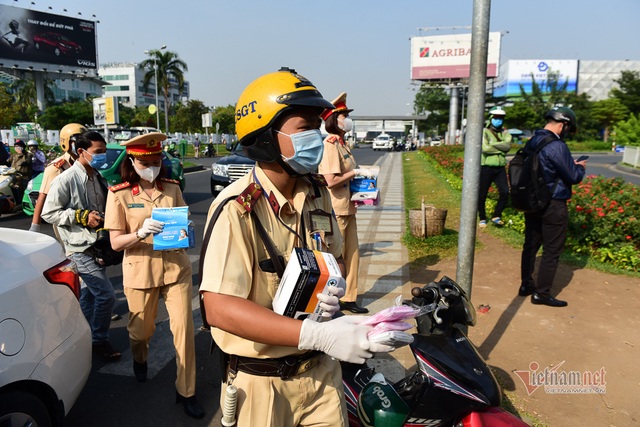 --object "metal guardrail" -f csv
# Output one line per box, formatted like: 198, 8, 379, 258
622, 146, 640, 168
